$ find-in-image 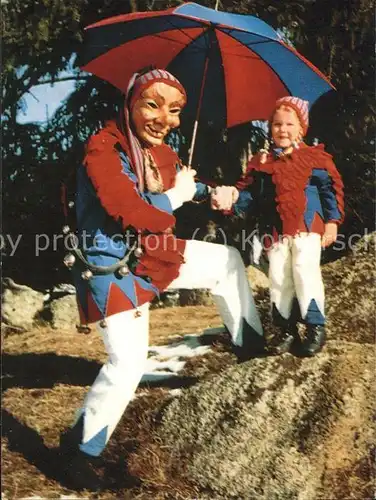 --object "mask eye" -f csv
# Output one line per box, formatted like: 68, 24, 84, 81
146, 101, 158, 109
170, 107, 182, 115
